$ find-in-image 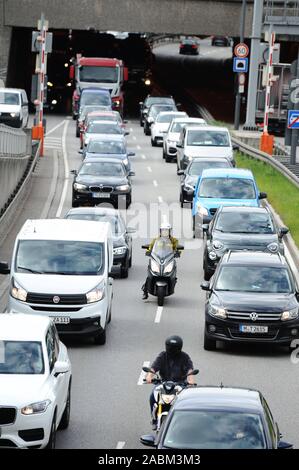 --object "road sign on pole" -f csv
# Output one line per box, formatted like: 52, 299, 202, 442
234, 42, 249, 58
233, 57, 248, 73
288, 110, 299, 129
